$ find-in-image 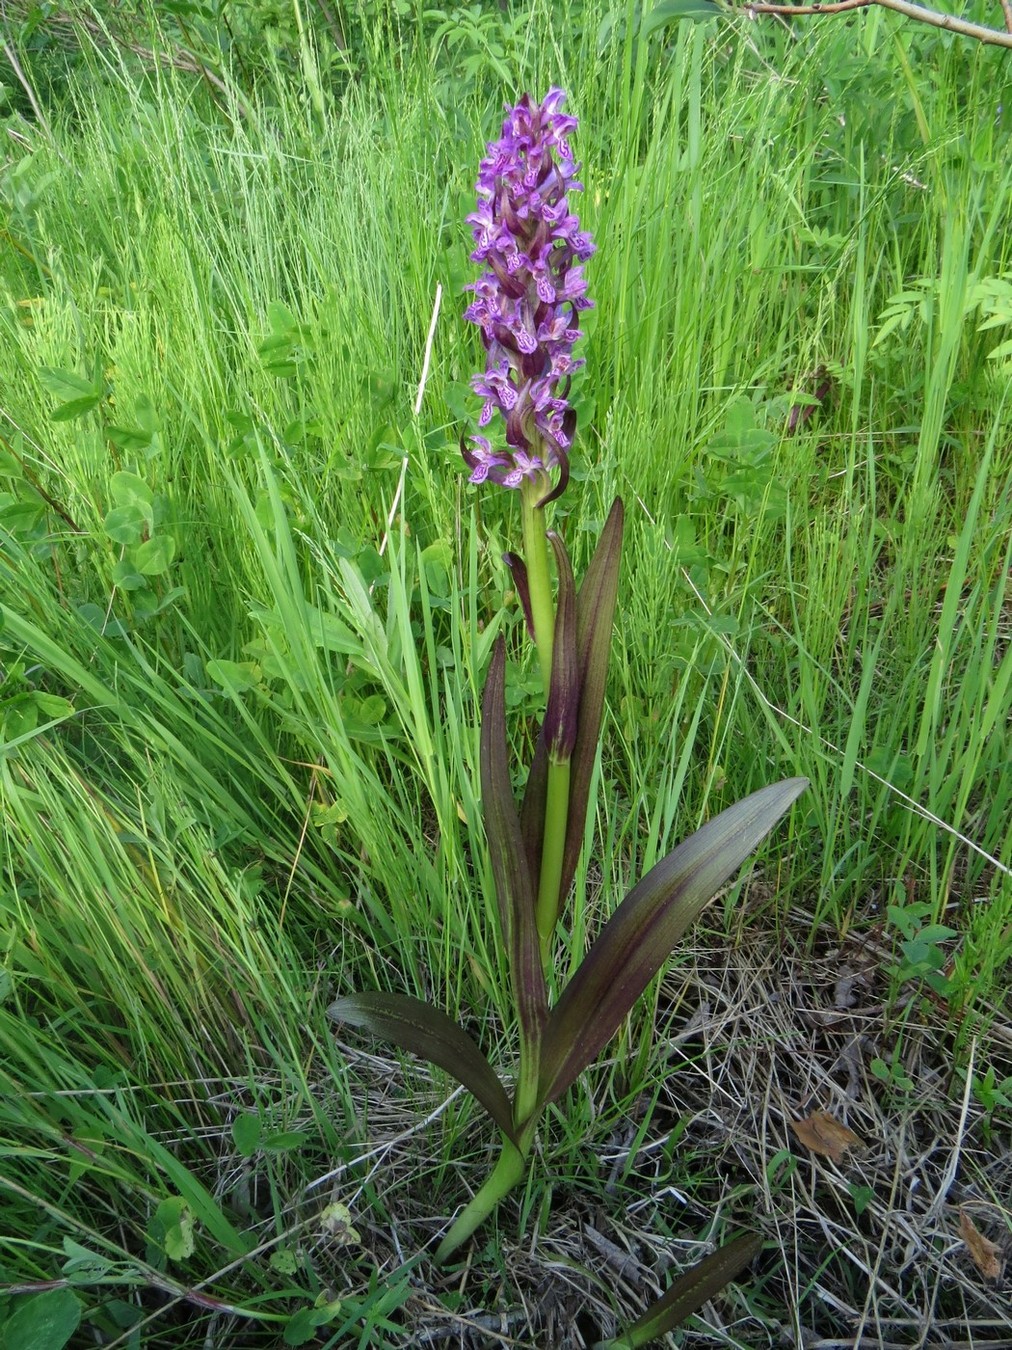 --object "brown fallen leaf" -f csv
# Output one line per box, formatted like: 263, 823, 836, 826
789, 1110, 864, 1162
959, 1210, 1005, 1283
